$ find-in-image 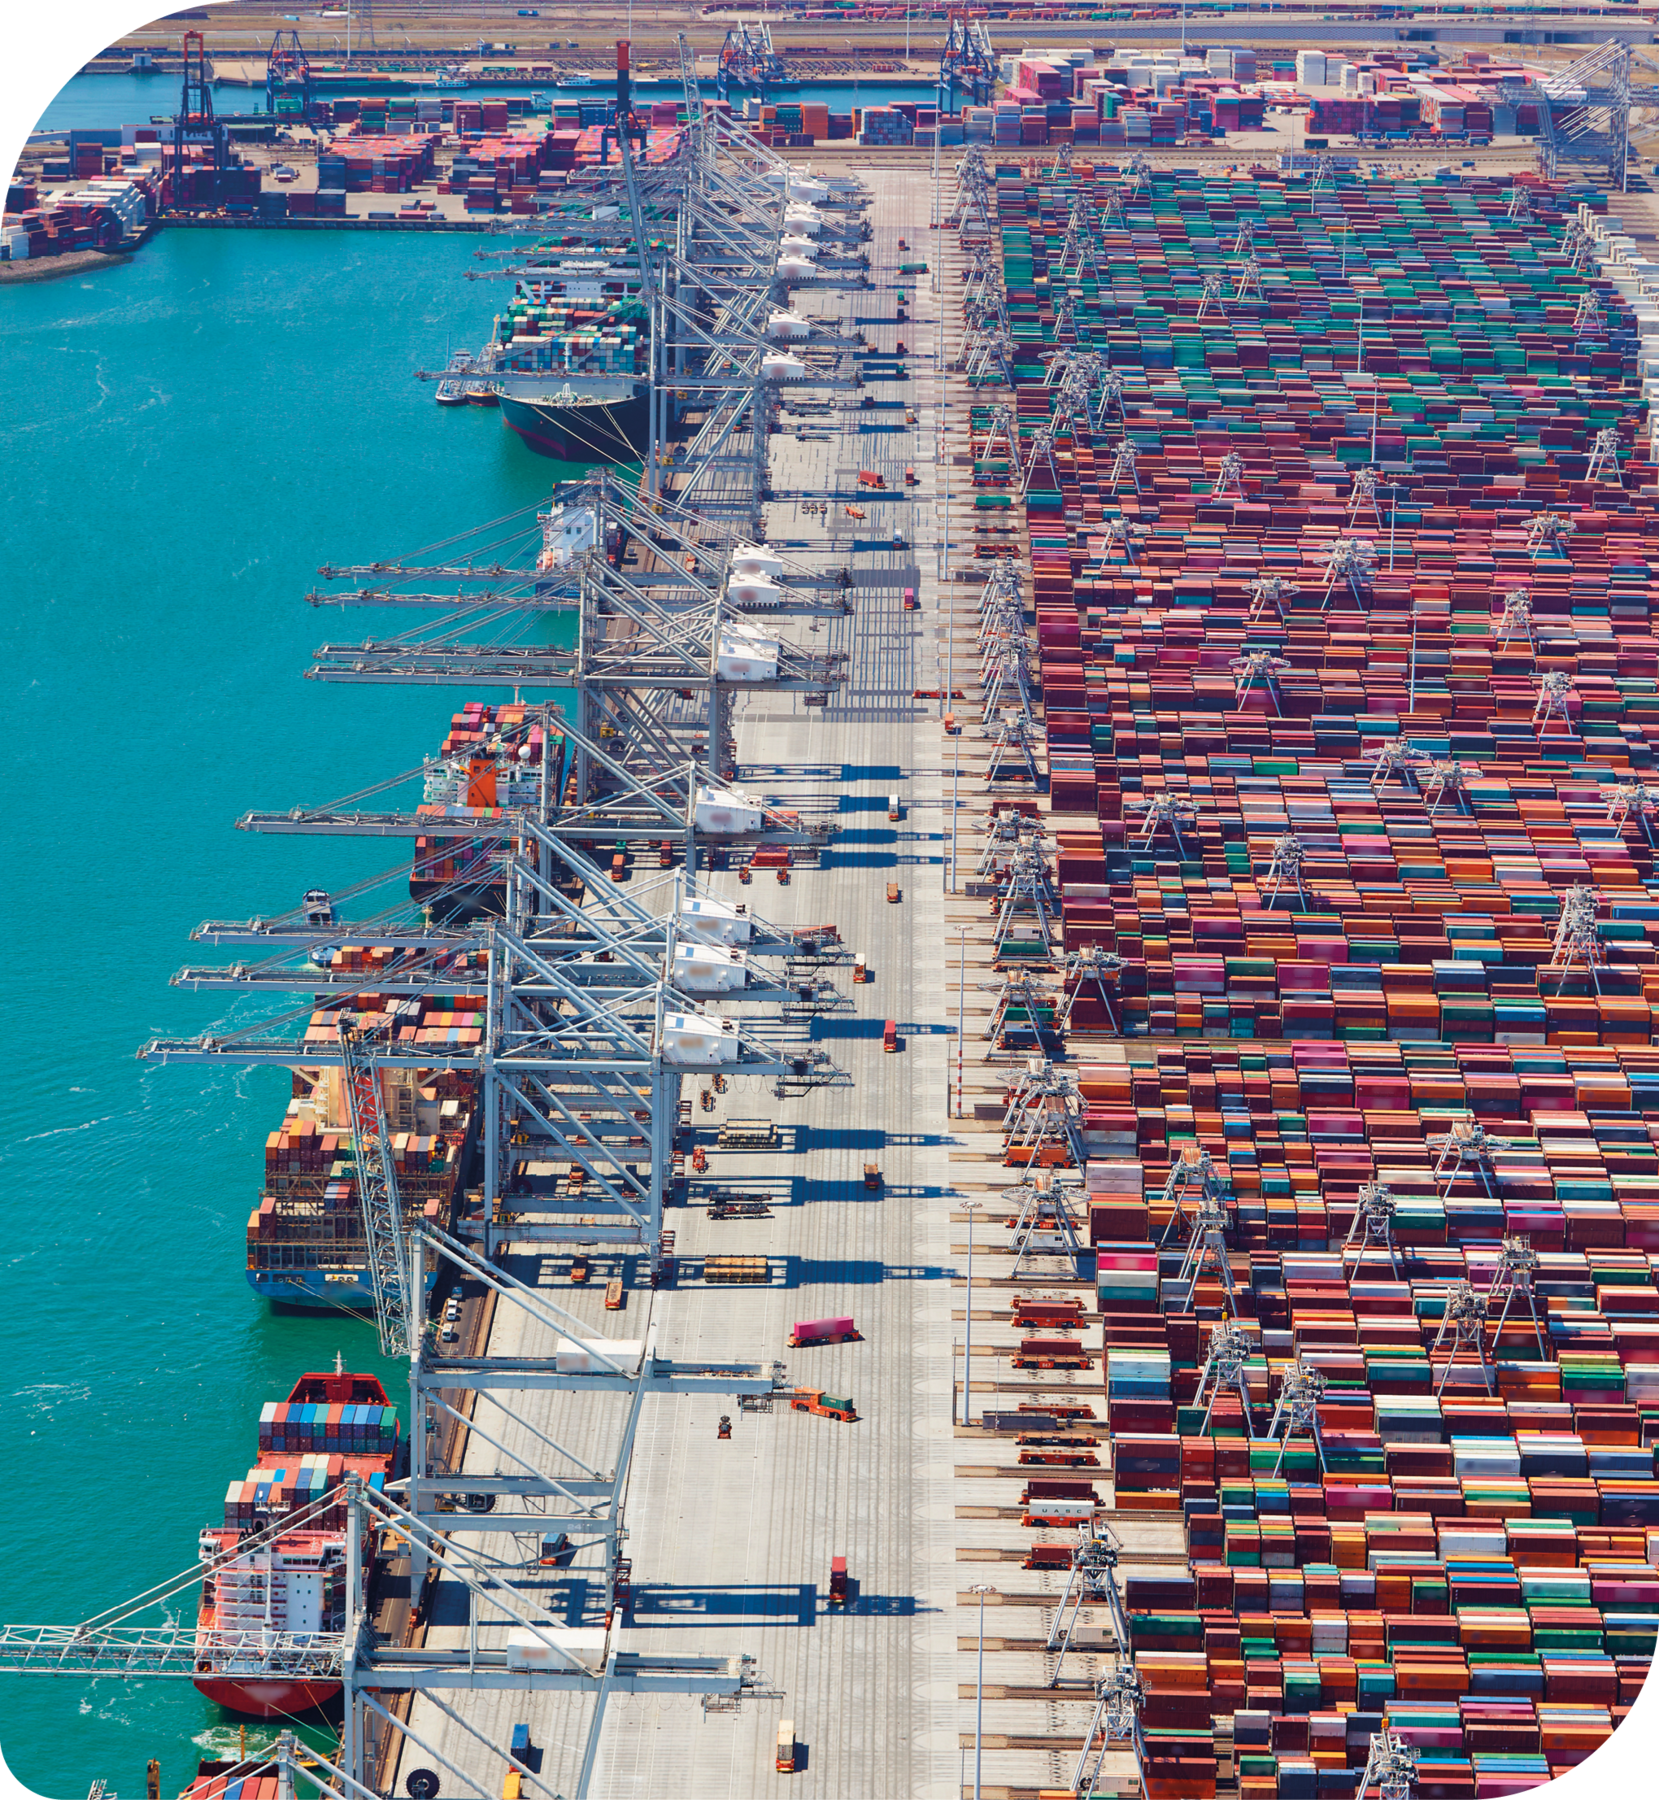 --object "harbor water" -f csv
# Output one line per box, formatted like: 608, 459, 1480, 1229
31, 70, 939, 131
0, 224, 592, 1792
